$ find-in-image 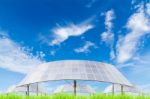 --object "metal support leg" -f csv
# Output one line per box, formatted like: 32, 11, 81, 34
112, 83, 114, 95
36, 83, 39, 96
27, 84, 30, 96
121, 85, 124, 95
73, 80, 77, 95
